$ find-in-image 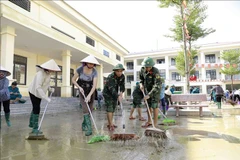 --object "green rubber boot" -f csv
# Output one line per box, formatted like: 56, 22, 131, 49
29, 112, 34, 128
217, 102, 220, 109
84, 114, 92, 136
219, 102, 222, 109
5, 112, 11, 127
31, 114, 43, 134
82, 116, 87, 131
